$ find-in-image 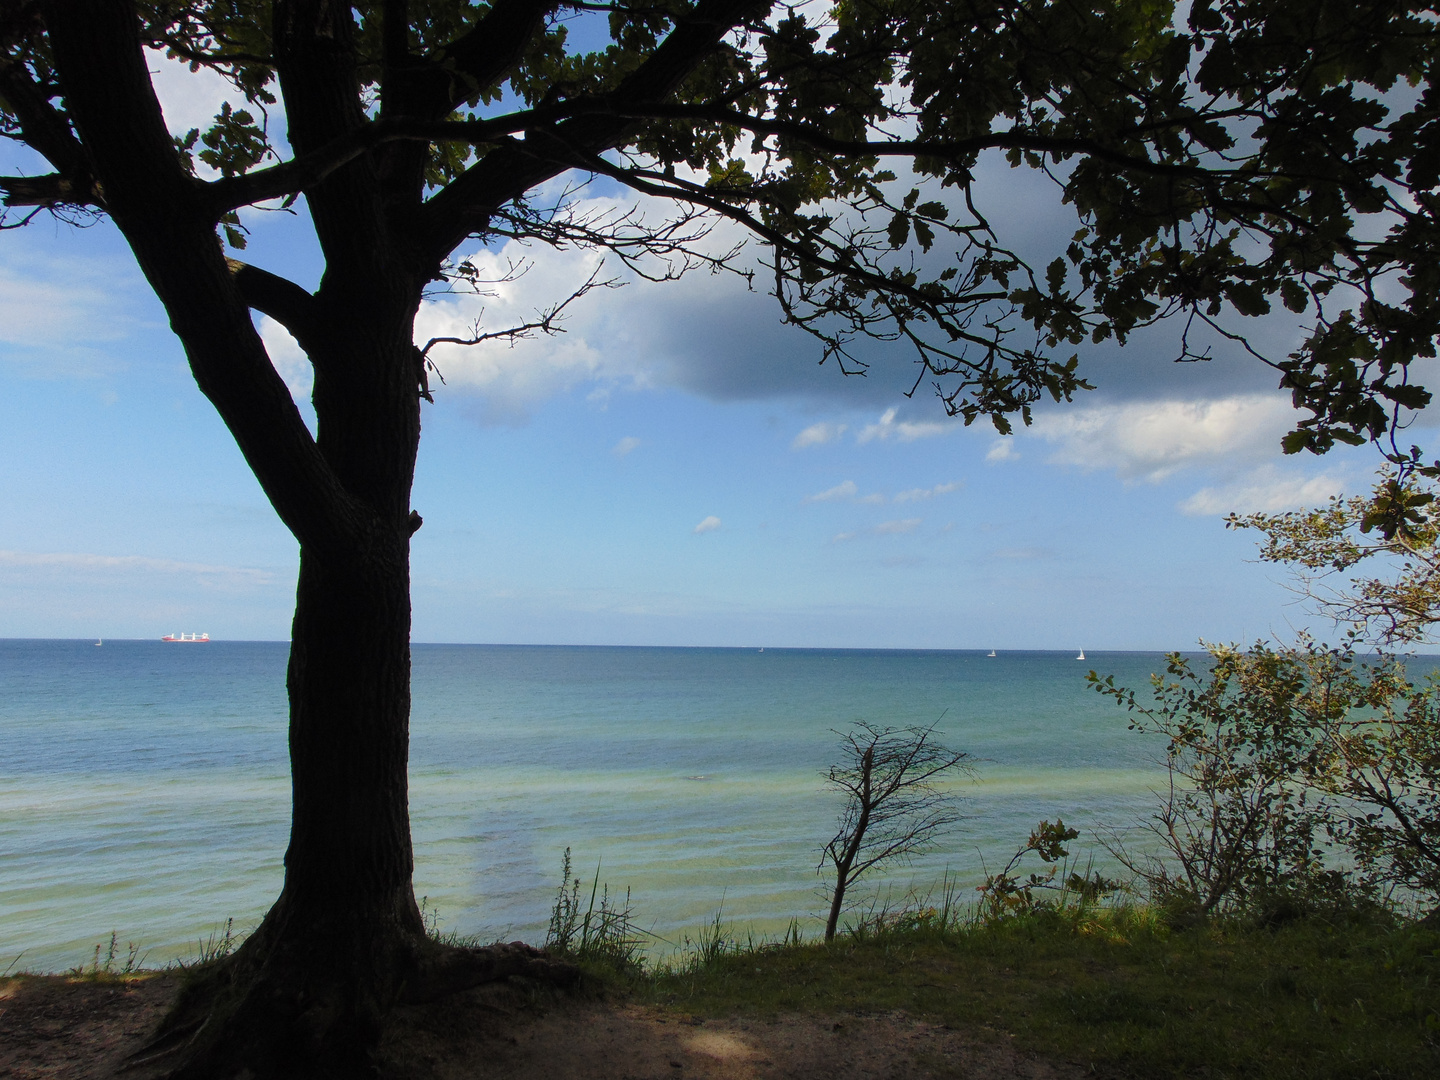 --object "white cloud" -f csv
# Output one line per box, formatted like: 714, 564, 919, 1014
612, 436, 641, 457
147, 49, 254, 139
0, 257, 153, 378
0, 266, 127, 350
391, 185, 965, 419
875, 518, 923, 535
258, 316, 313, 401
792, 421, 847, 448
802, 479, 890, 504
804, 480, 858, 503
1028, 394, 1295, 482
693, 515, 722, 534
857, 407, 952, 444
1179, 467, 1349, 516
987, 547, 1056, 561
416, 243, 625, 424
894, 481, 960, 504
986, 439, 1018, 463
833, 531, 857, 542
